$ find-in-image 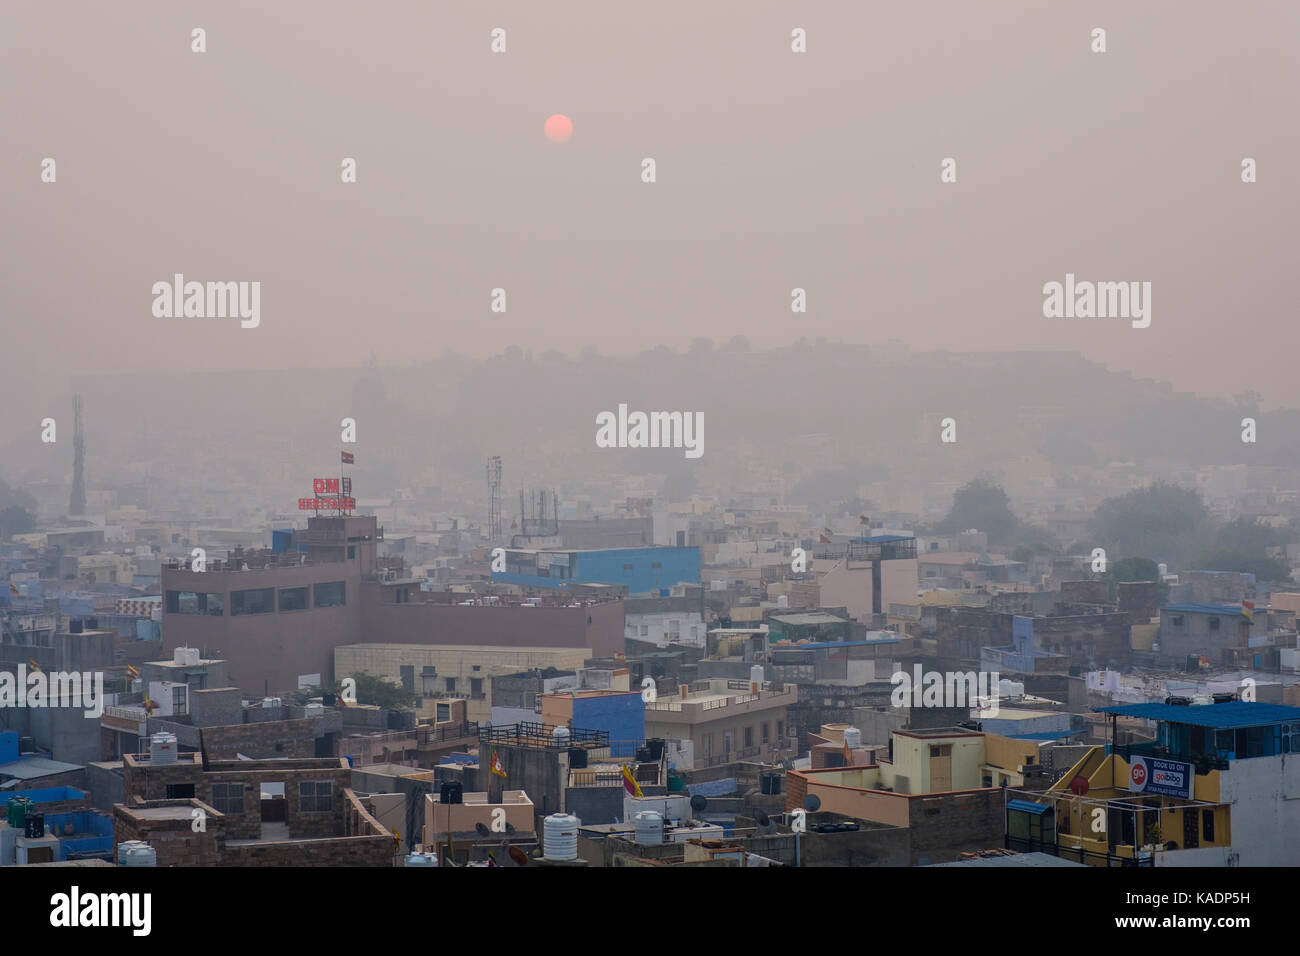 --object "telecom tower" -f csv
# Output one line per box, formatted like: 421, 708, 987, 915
69, 394, 86, 516
486, 456, 503, 540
